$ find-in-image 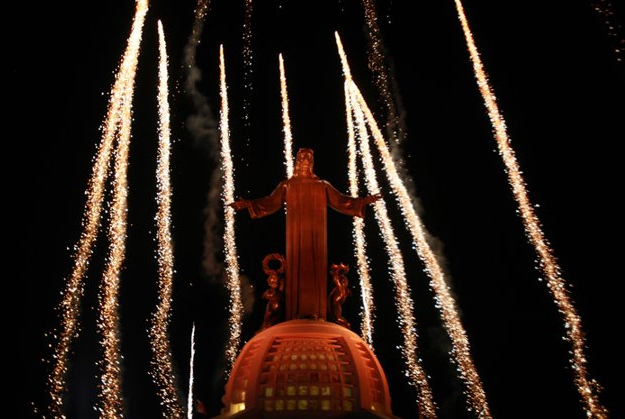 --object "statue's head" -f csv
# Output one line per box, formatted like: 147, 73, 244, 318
294, 148, 314, 177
